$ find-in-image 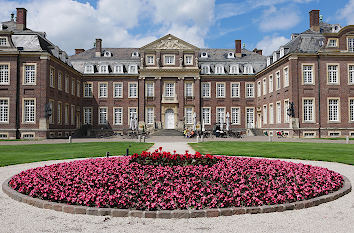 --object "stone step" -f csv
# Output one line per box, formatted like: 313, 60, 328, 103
151, 129, 184, 136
